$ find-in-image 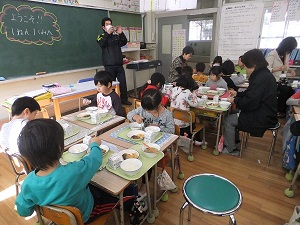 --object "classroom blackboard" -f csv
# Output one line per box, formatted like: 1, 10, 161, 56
110, 11, 142, 28
0, 0, 107, 79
